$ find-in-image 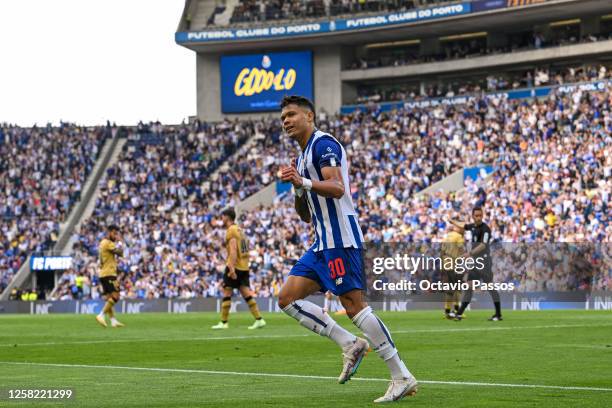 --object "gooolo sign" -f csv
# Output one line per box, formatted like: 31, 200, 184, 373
220, 51, 313, 113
